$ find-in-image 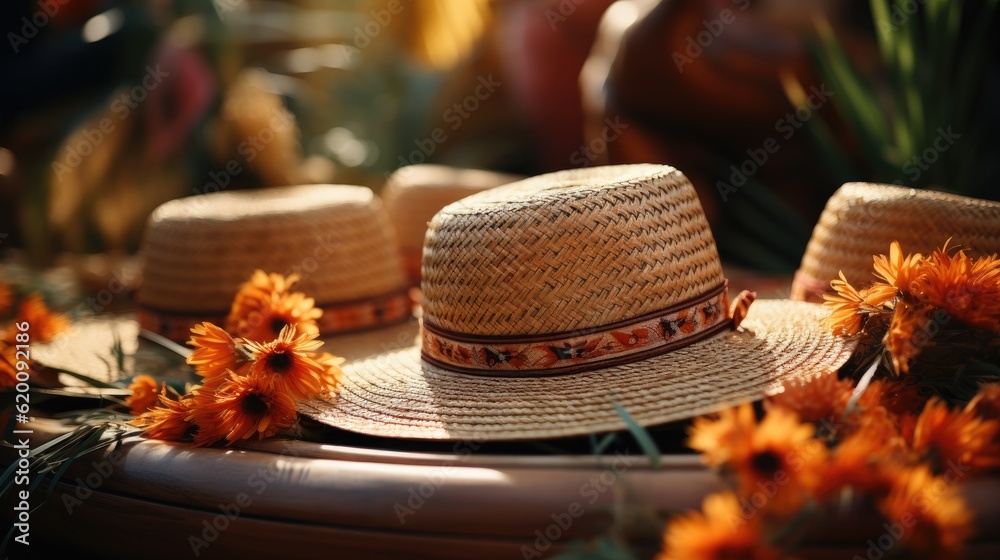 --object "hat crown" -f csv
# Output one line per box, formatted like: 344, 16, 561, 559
793, 182, 1000, 301
139, 184, 407, 312
420, 164, 725, 336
